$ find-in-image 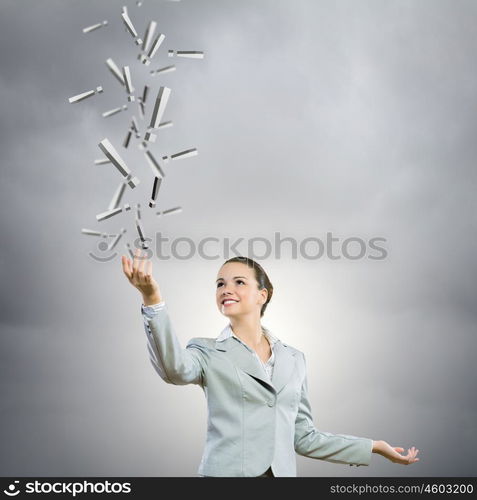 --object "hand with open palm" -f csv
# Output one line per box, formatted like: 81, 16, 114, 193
373, 440, 420, 465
